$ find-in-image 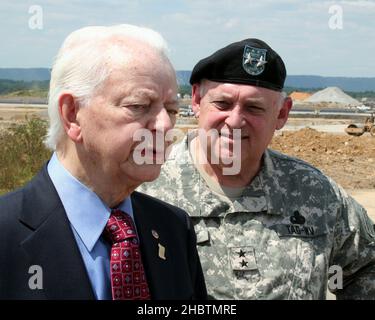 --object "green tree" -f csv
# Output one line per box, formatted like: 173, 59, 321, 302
0, 118, 51, 194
